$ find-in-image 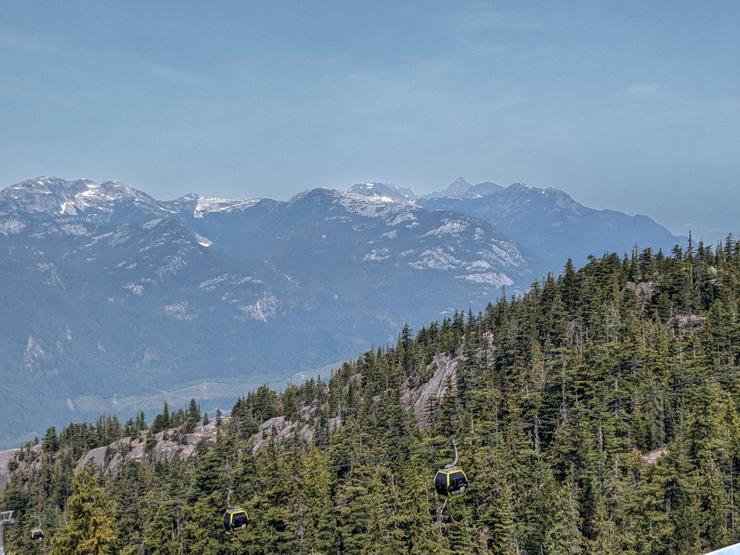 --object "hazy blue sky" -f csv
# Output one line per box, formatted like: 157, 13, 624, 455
1, 1, 738, 241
